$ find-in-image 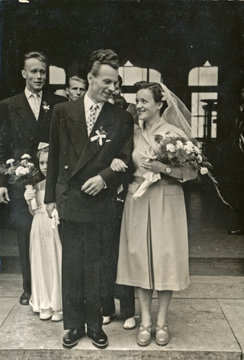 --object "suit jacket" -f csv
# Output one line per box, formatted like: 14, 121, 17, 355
0, 91, 66, 190
44, 96, 134, 223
